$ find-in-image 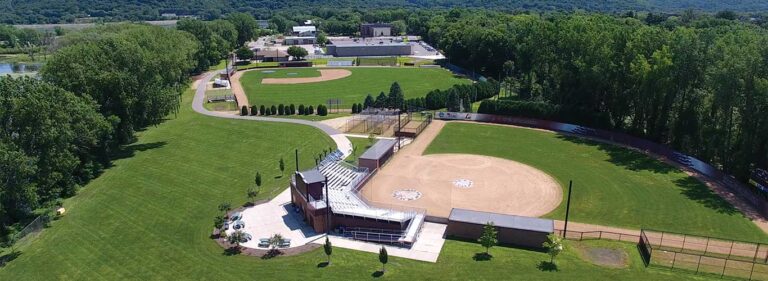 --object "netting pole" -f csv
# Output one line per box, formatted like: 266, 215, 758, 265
563, 180, 573, 238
